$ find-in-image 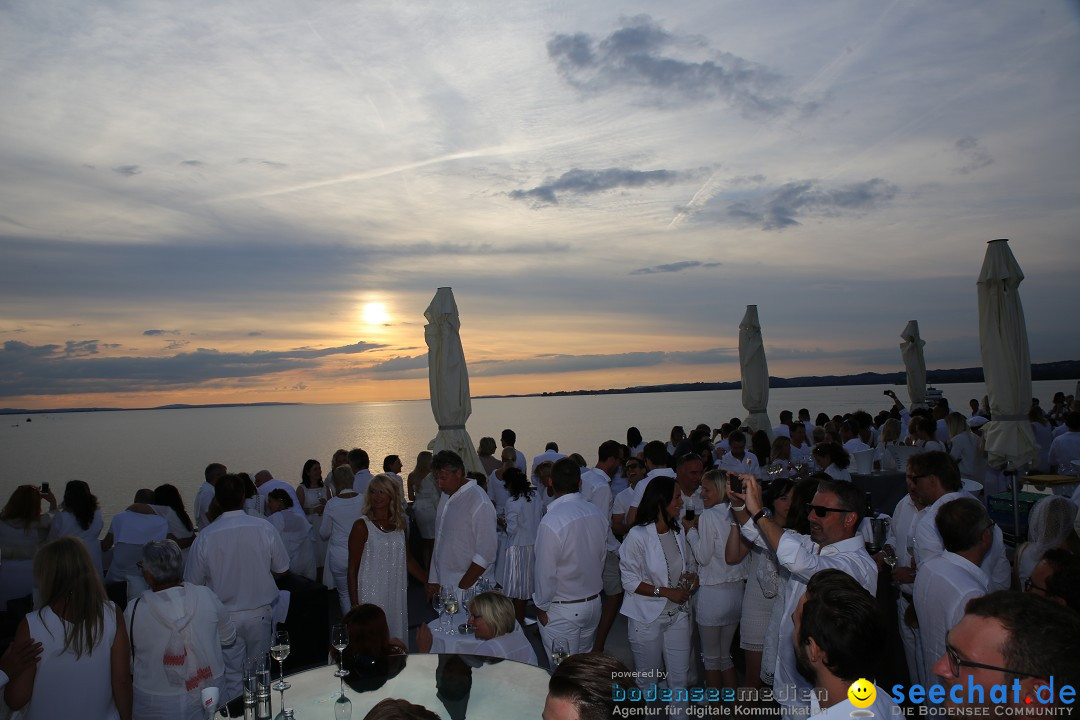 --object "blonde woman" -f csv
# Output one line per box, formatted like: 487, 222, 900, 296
684, 469, 748, 690
5, 537, 132, 719
347, 474, 427, 640
415, 590, 537, 665
874, 418, 903, 471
